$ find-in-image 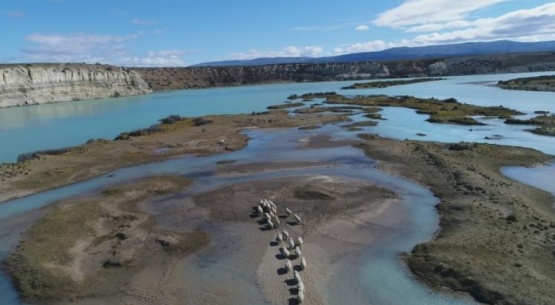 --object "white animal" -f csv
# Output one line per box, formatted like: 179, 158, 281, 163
267, 220, 274, 229
285, 208, 292, 216
274, 217, 281, 227
281, 248, 290, 258
257, 206, 263, 215
297, 236, 303, 247
295, 246, 302, 258
298, 290, 305, 303
276, 233, 283, 243
264, 213, 271, 221
282, 230, 289, 239
294, 270, 301, 283
285, 259, 292, 273
298, 279, 305, 292
294, 214, 302, 224
300, 257, 307, 270
288, 238, 296, 250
